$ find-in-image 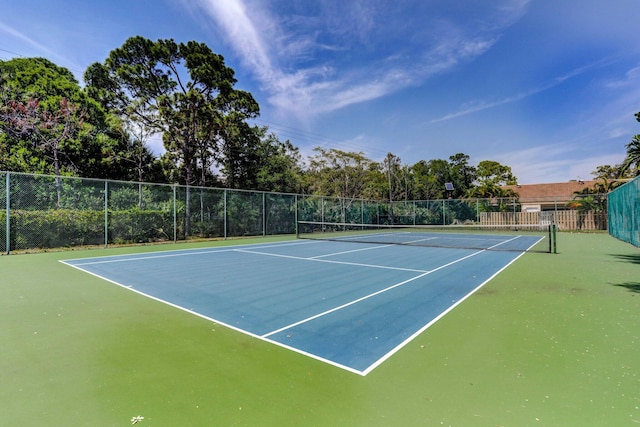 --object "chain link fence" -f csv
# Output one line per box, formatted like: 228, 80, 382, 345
1, 172, 6, 253
1, 171, 609, 253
